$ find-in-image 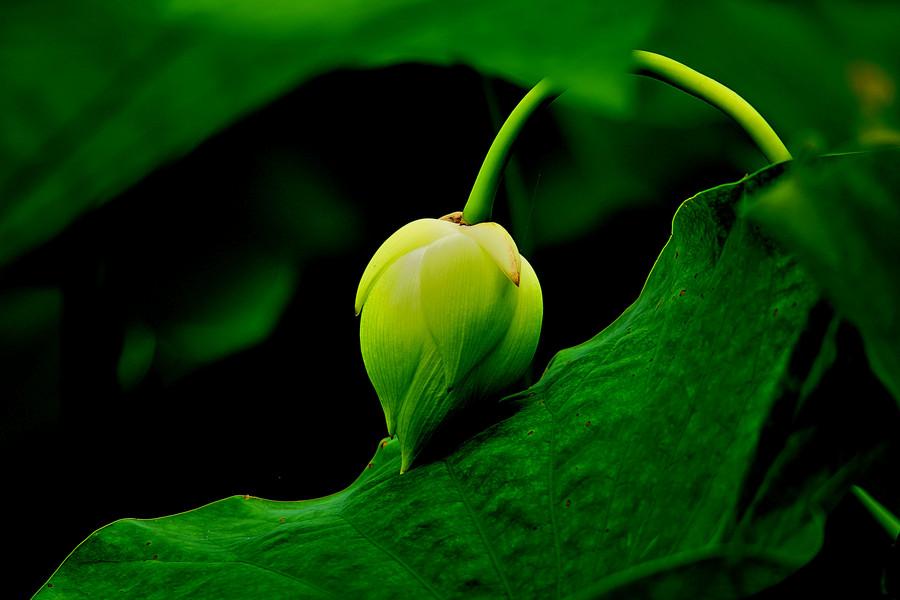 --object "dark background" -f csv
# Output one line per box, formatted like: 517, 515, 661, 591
3, 64, 897, 598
